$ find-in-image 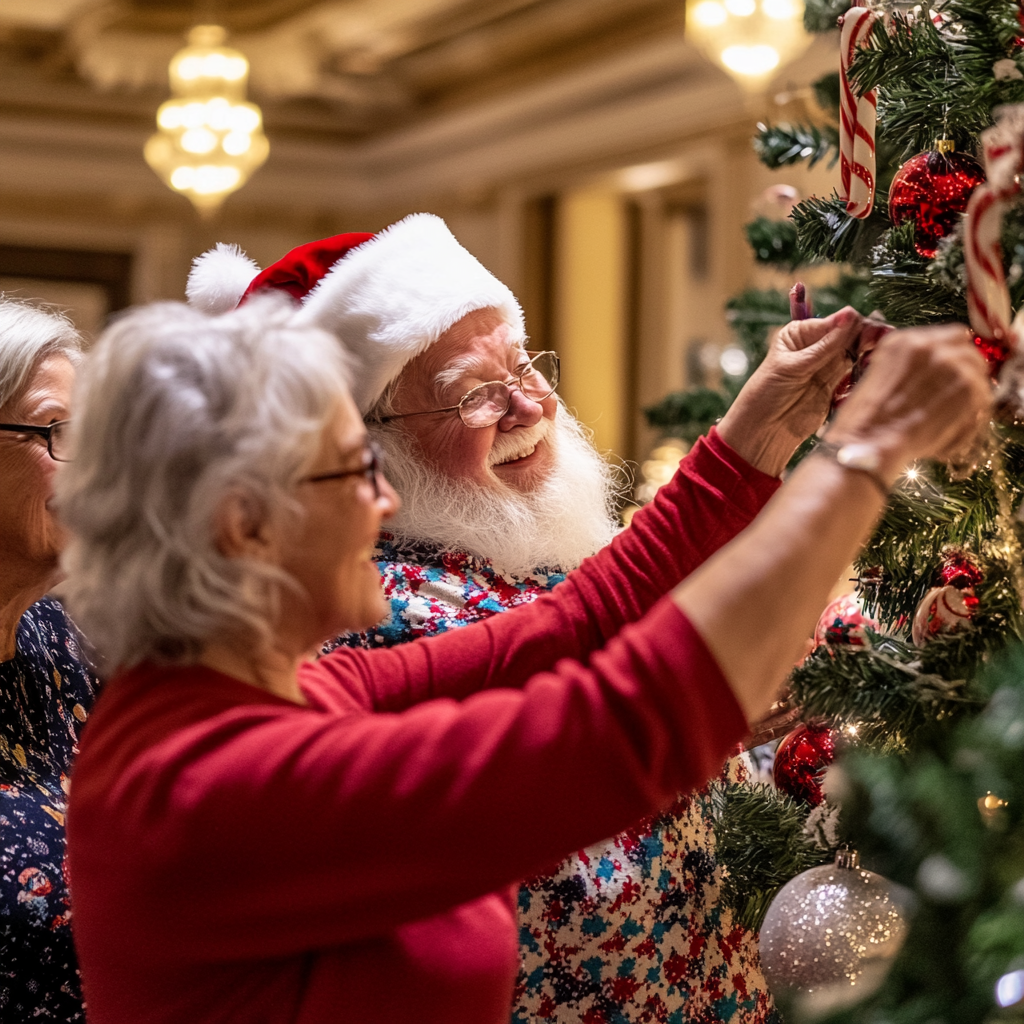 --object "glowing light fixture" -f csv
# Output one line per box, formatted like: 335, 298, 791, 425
686, 0, 812, 92
145, 25, 269, 216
